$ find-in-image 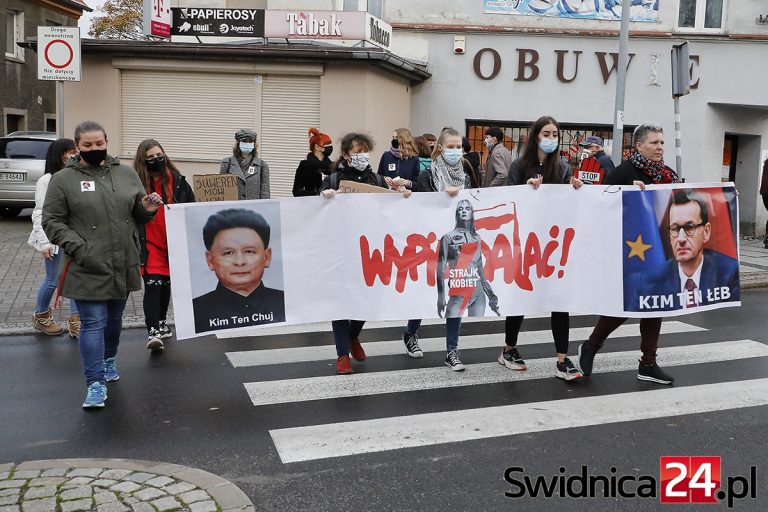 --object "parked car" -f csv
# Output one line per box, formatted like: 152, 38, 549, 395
0, 131, 57, 218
